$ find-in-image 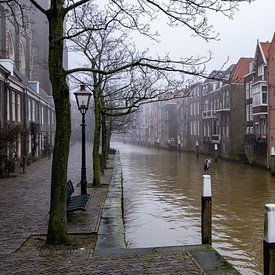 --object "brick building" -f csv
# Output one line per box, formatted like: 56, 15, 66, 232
0, 1, 55, 174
